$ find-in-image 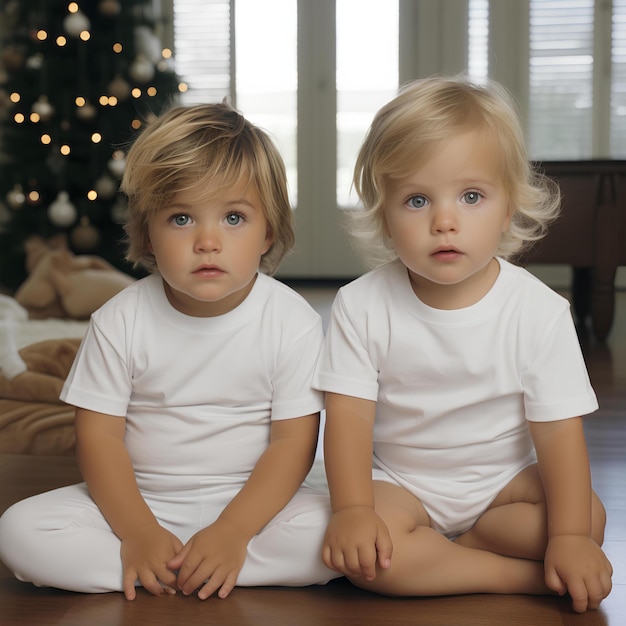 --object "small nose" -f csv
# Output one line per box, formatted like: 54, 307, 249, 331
431, 203, 458, 234
194, 223, 221, 253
